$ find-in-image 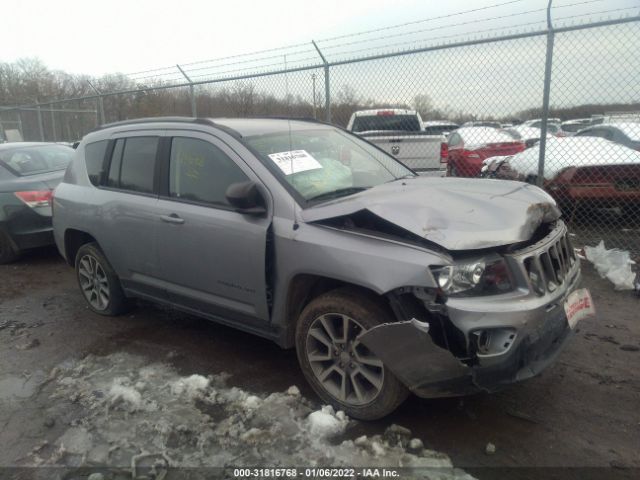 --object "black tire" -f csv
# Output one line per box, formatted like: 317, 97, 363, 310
75, 242, 131, 316
0, 231, 19, 264
295, 287, 409, 420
